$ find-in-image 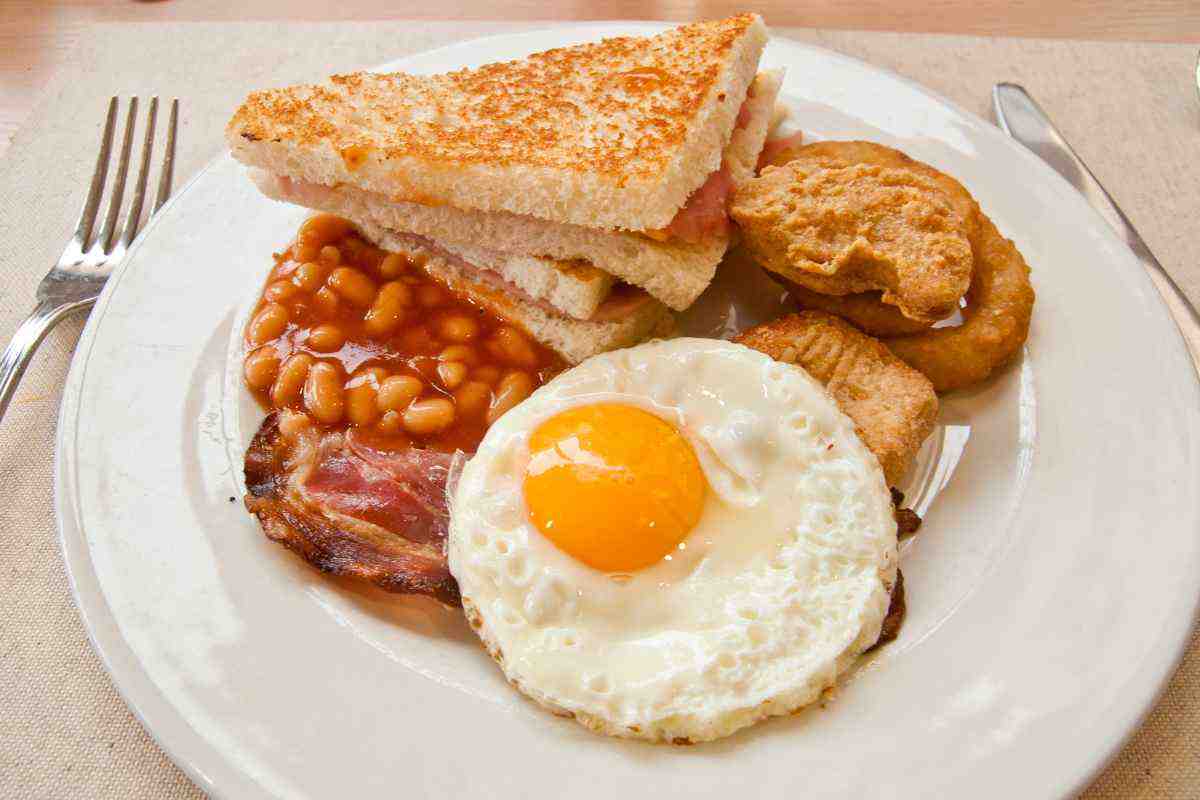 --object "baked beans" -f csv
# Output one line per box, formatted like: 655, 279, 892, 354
439, 345, 478, 365
436, 361, 469, 389
454, 380, 493, 419
487, 326, 538, 368
248, 303, 289, 345
436, 314, 479, 343
377, 410, 404, 435
379, 253, 407, 279
271, 353, 313, 407
377, 375, 423, 413
313, 286, 340, 318
487, 370, 535, 425
416, 284, 445, 308
328, 267, 377, 308
294, 216, 349, 264
293, 262, 326, 292
298, 214, 353, 251
243, 215, 563, 453
318, 245, 341, 266
243, 346, 280, 391
293, 241, 320, 264
345, 368, 385, 426
364, 281, 410, 337
307, 324, 345, 353
472, 365, 502, 385
304, 361, 345, 424
403, 398, 456, 436
264, 280, 300, 304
